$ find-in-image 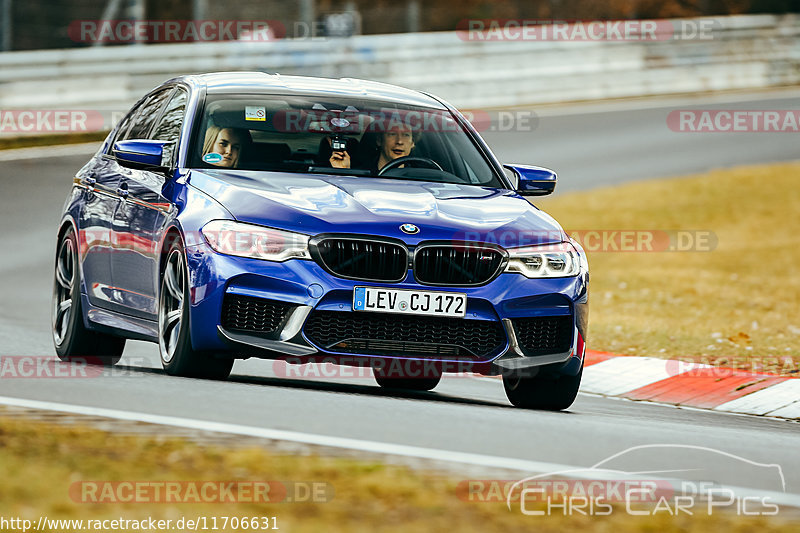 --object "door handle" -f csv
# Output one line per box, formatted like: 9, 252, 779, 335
116, 183, 129, 199
84, 176, 96, 187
